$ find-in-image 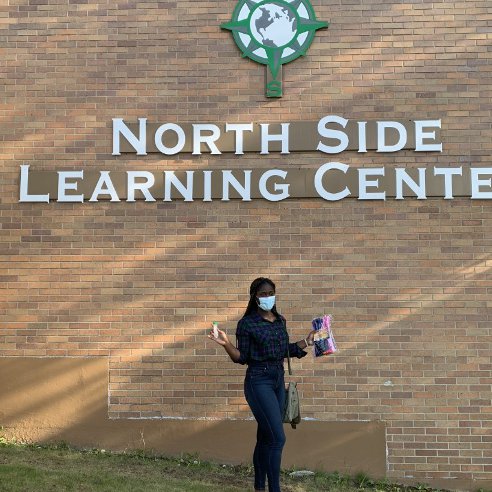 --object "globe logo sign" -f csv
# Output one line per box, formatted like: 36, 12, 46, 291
221, 0, 328, 97
250, 3, 297, 48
